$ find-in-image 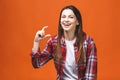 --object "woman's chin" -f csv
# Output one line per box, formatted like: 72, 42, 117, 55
63, 28, 70, 31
